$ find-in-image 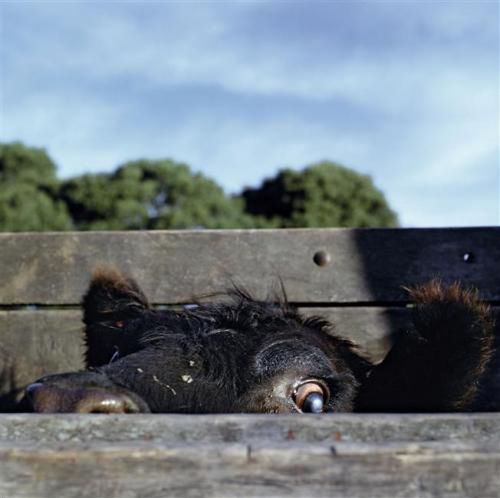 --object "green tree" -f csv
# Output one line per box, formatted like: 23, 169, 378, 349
240, 161, 398, 228
61, 159, 268, 230
0, 142, 71, 231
